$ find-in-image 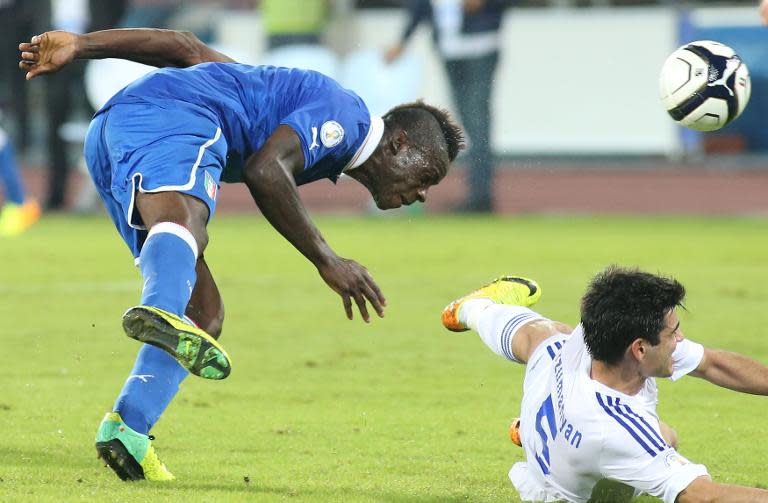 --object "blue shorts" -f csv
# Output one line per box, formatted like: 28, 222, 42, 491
84, 102, 227, 259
